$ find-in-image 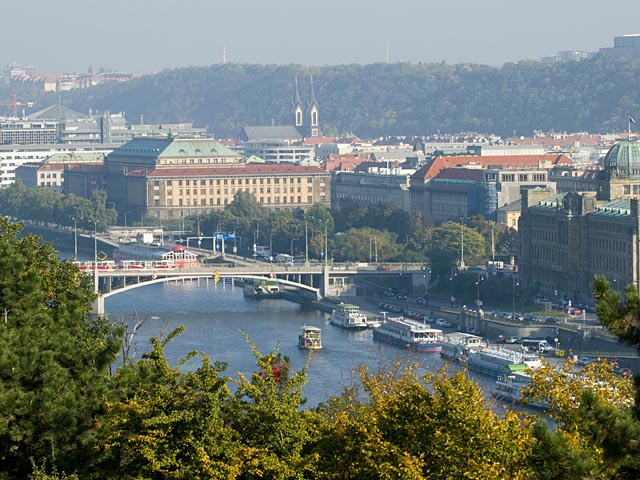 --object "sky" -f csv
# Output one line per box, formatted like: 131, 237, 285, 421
4, 0, 640, 74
